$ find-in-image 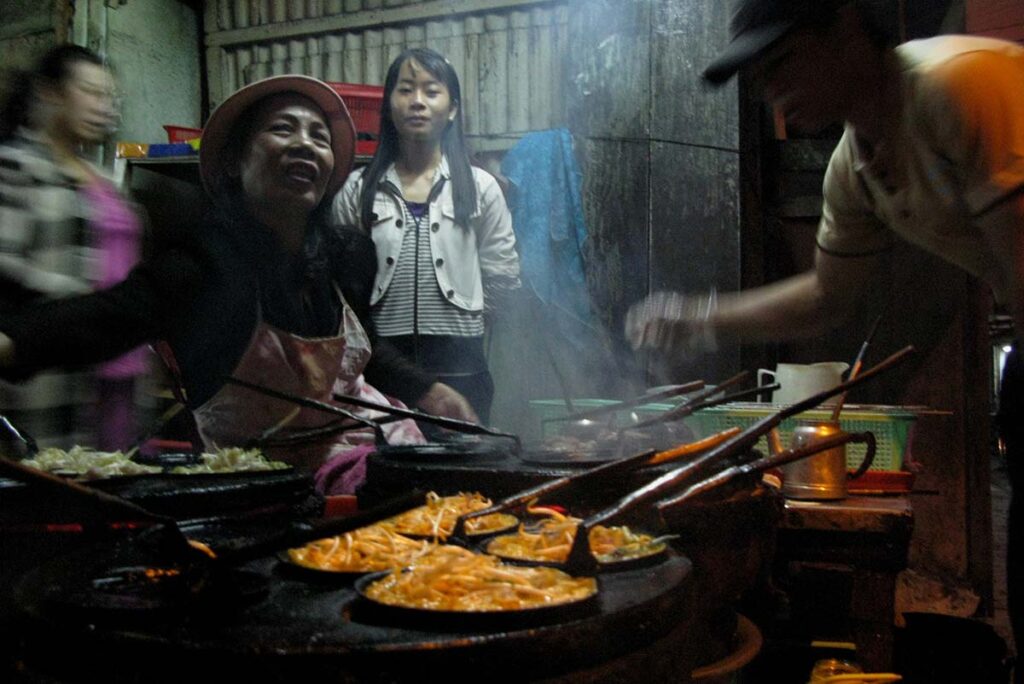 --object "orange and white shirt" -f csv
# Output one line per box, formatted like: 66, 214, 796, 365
817, 35, 1024, 304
